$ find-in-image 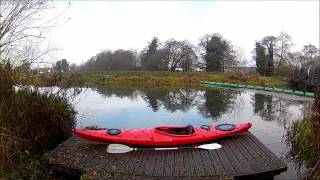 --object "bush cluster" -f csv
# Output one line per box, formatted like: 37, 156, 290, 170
0, 65, 76, 174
